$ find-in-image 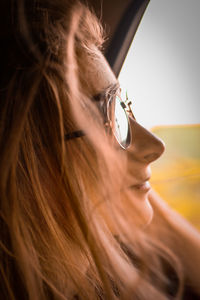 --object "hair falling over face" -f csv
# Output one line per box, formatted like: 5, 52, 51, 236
0, 0, 184, 299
